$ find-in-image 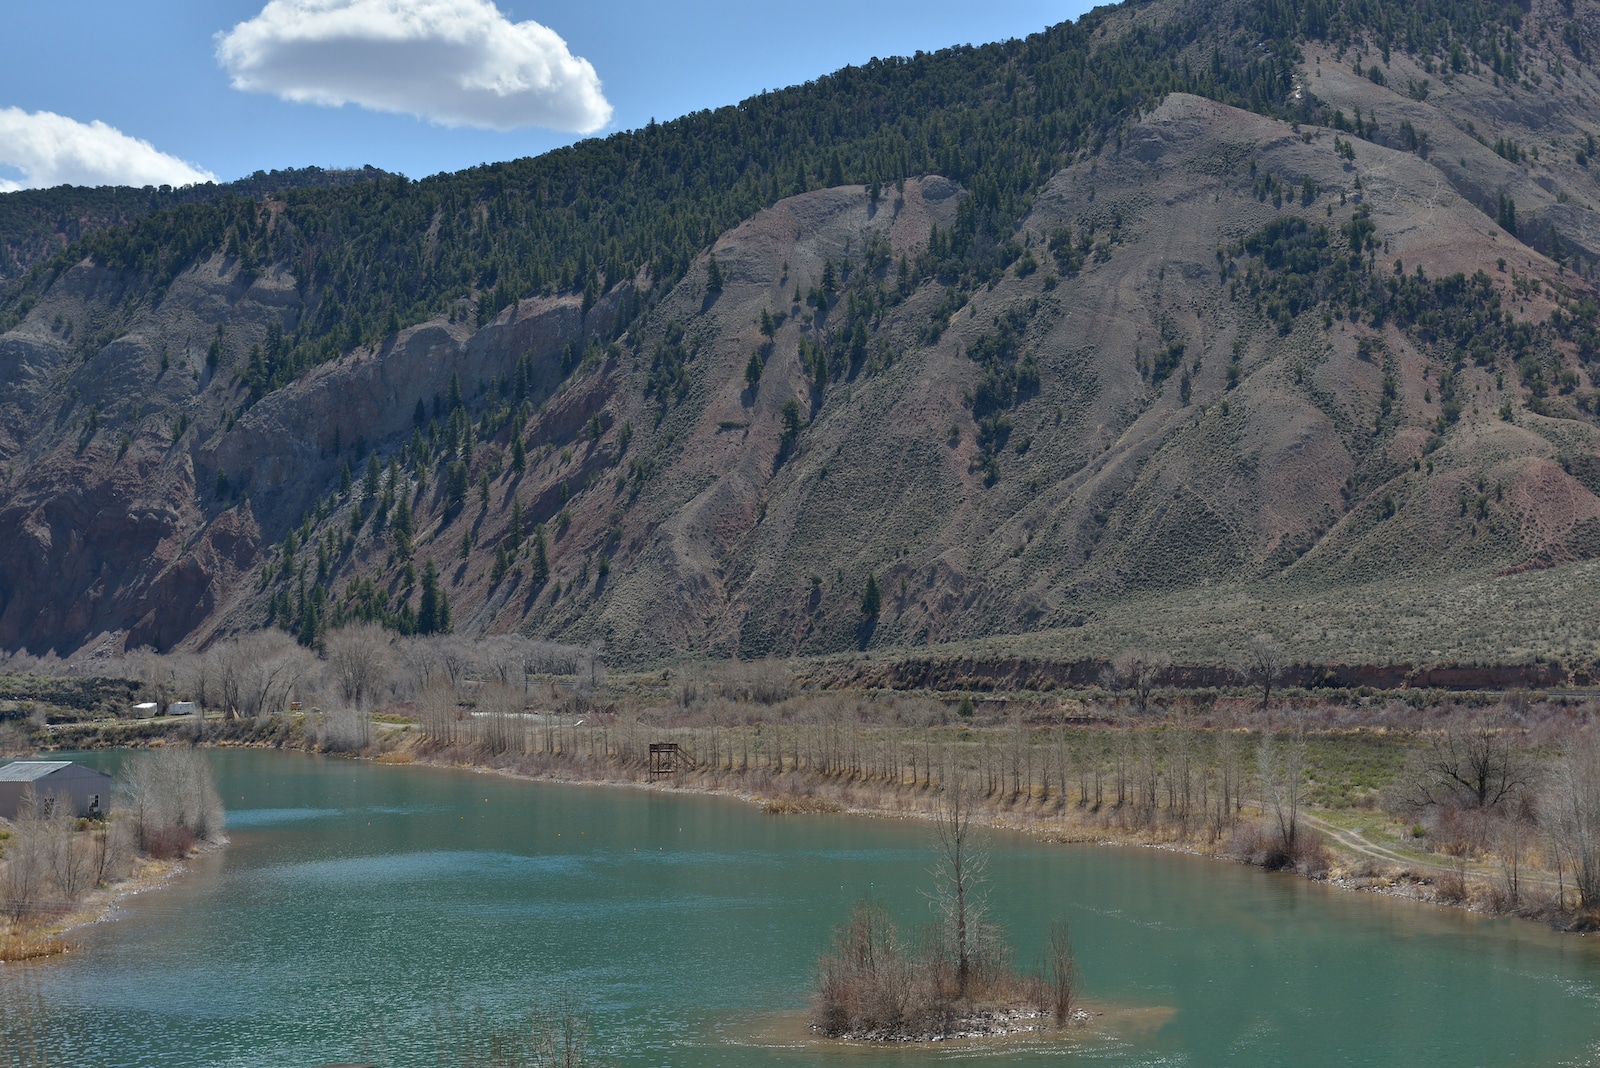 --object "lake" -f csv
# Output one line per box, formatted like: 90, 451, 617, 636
4, 749, 1600, 1067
